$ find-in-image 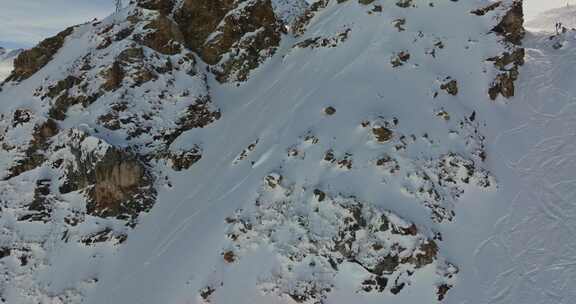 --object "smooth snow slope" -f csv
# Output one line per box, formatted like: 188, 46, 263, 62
526, 5, 576, 31
472, 30, 576, 304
